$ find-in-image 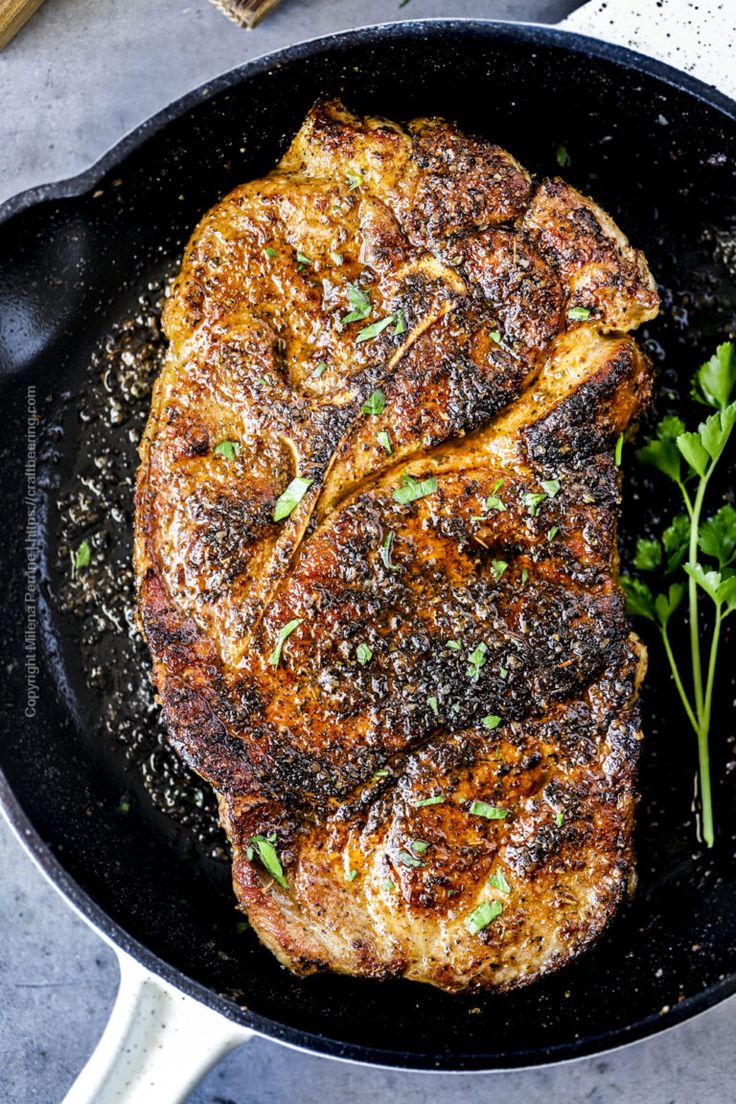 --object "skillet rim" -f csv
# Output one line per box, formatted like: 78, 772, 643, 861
2, 16, 736, 1072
